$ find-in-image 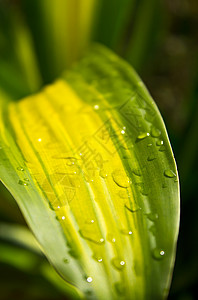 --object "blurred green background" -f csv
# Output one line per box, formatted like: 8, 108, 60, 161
0, 0, 198, 299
